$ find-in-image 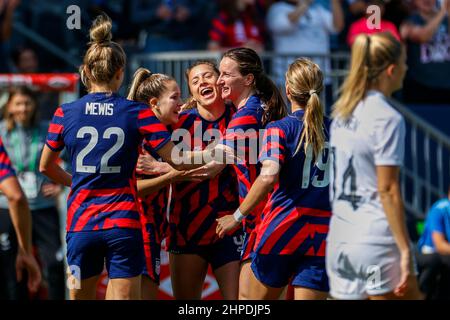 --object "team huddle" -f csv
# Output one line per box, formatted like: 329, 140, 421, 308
1, 13, 422, 300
